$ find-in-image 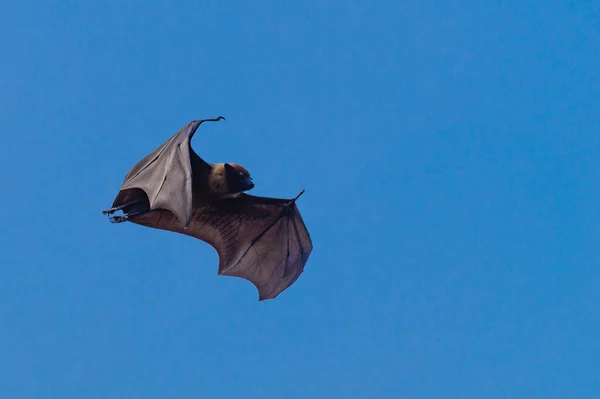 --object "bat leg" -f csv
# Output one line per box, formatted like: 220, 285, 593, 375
102, 199, 144, 215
